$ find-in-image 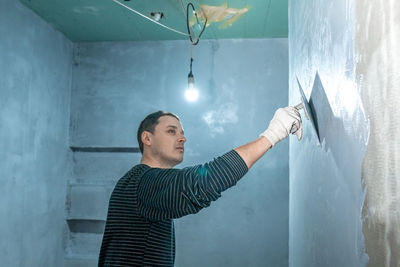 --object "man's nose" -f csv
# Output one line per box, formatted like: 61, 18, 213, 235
178, 134, 186, 143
